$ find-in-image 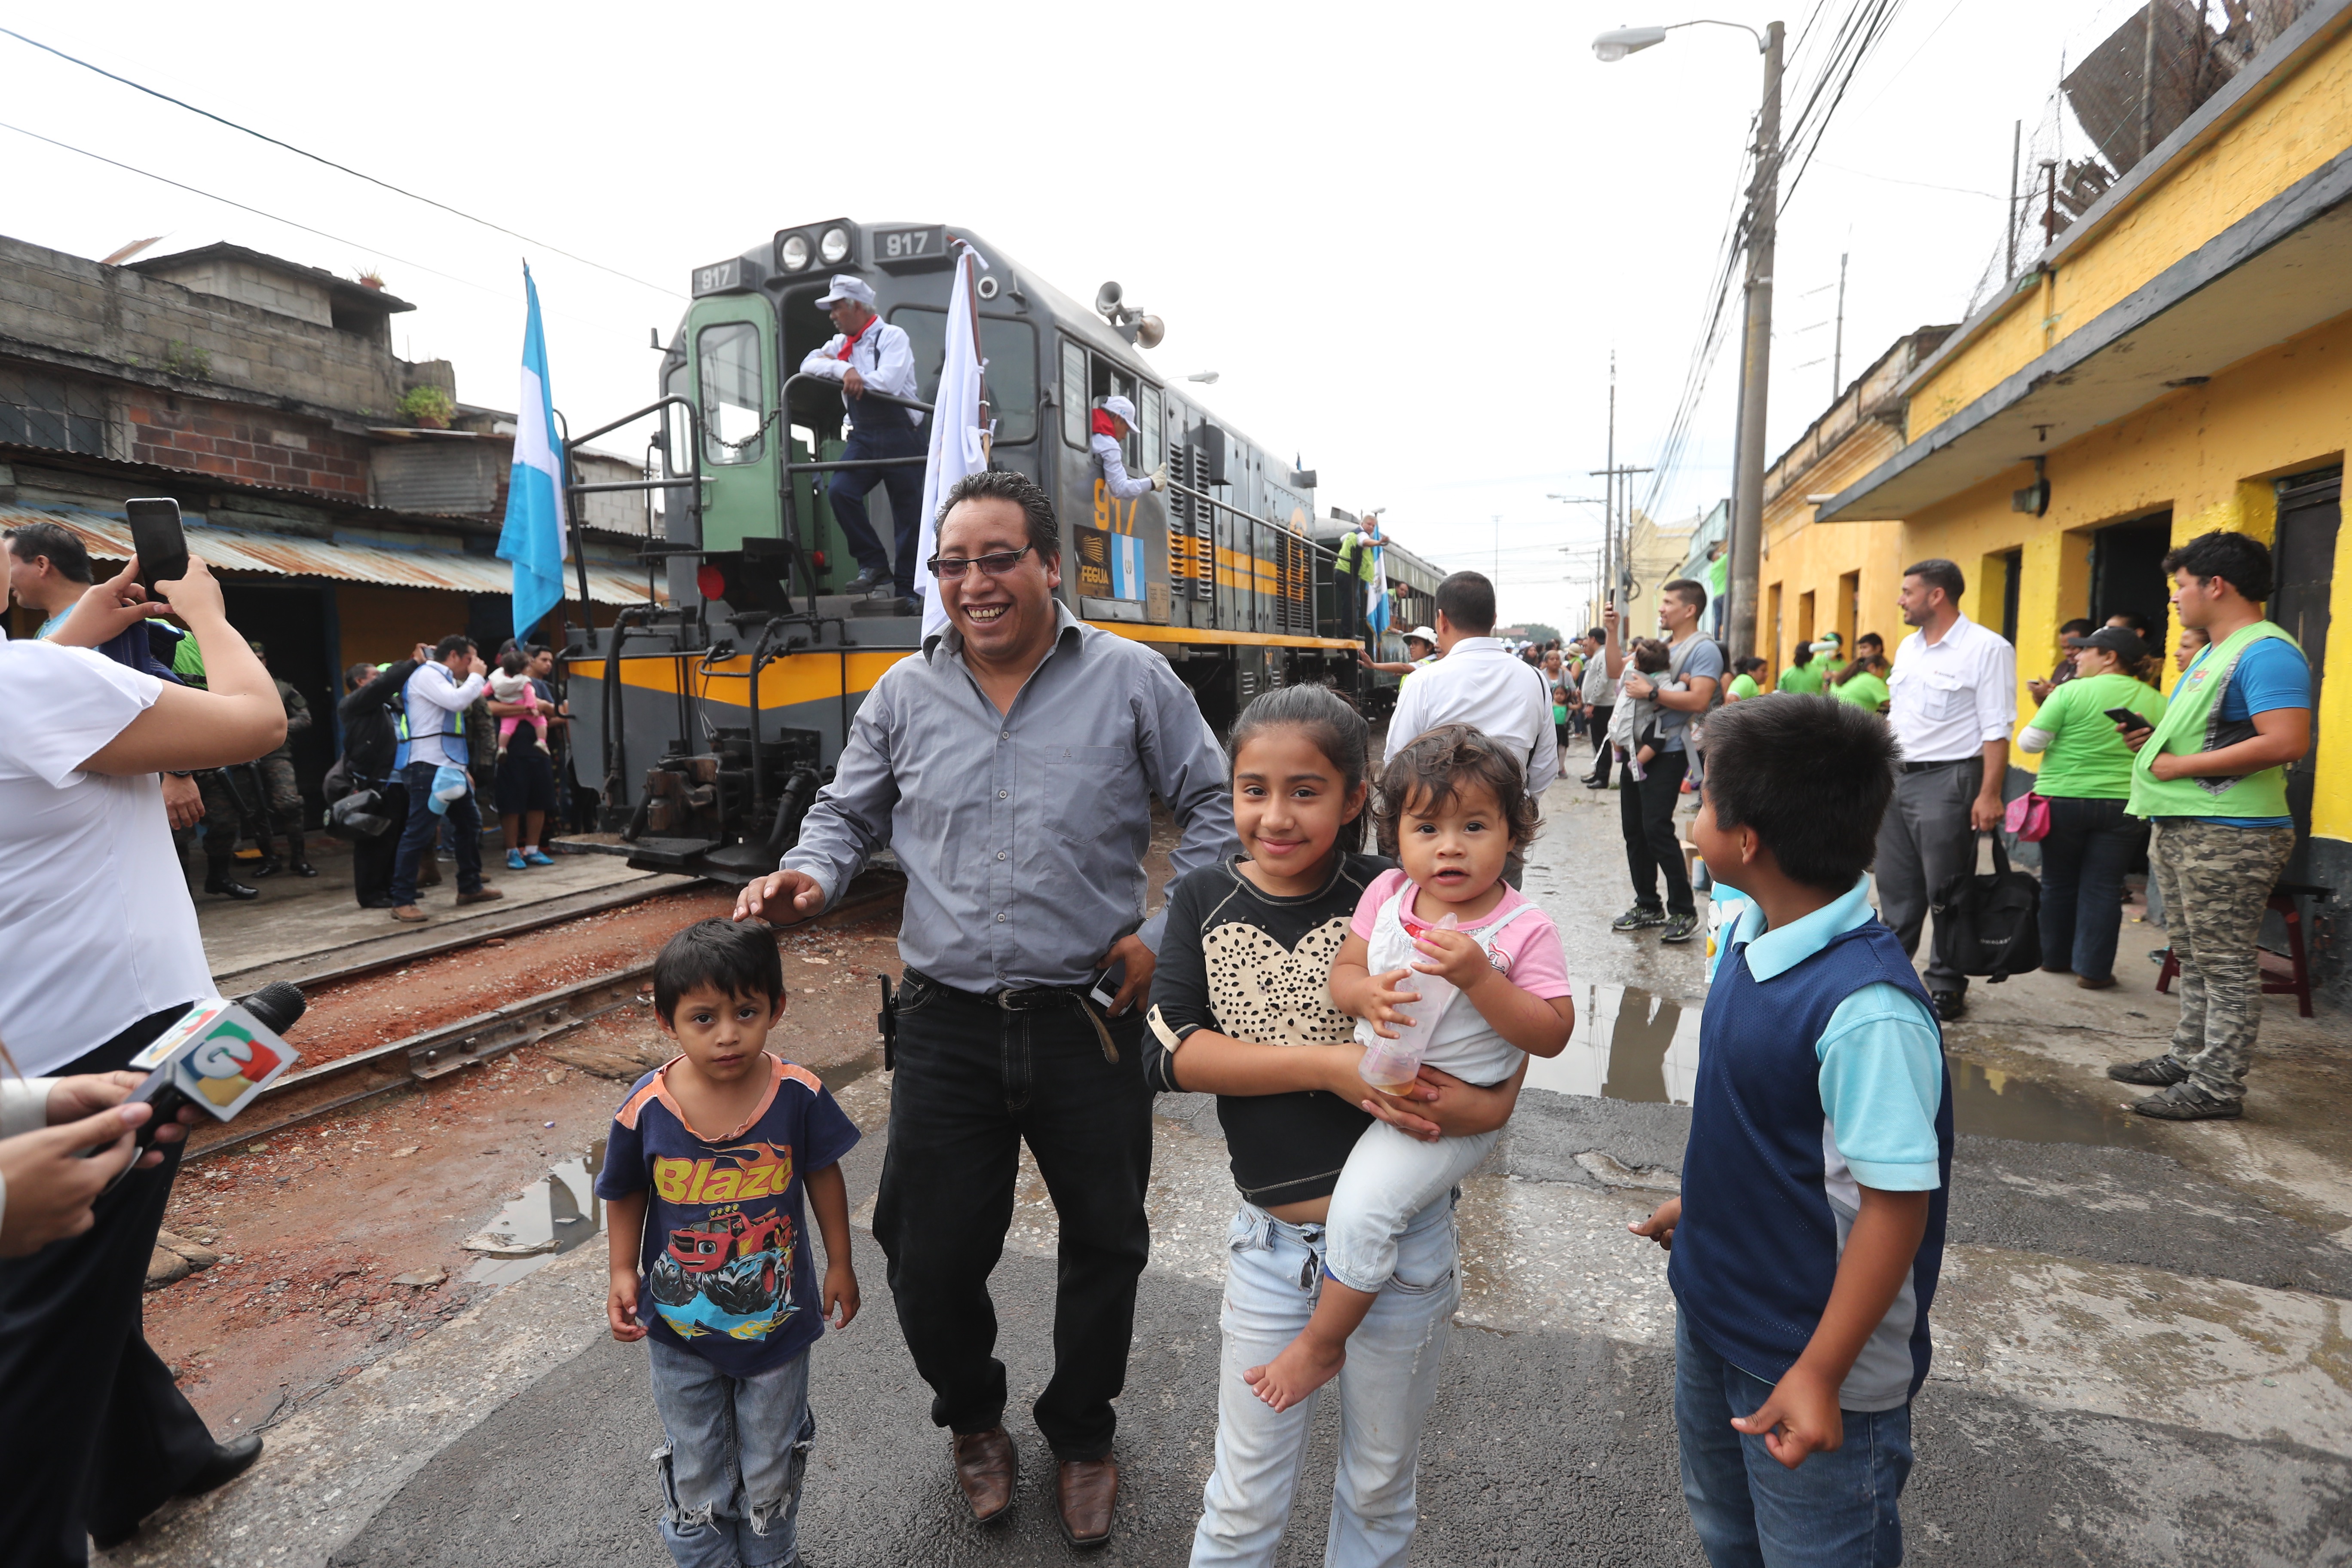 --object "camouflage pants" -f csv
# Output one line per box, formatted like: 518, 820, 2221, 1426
195, 768, 261, 861
2150, 818, 2297, 1105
